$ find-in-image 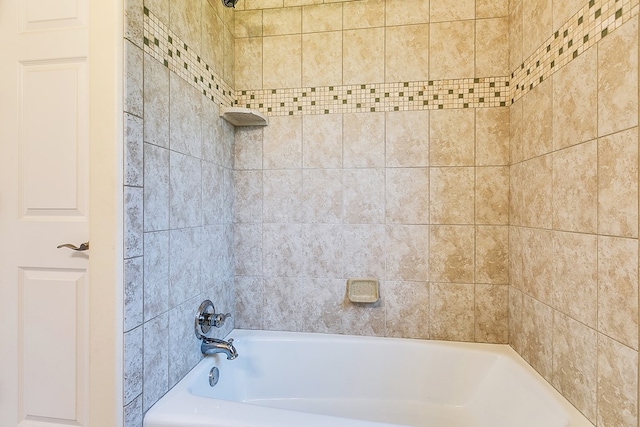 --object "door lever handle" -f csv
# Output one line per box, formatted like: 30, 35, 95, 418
57, 242, 90, 251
